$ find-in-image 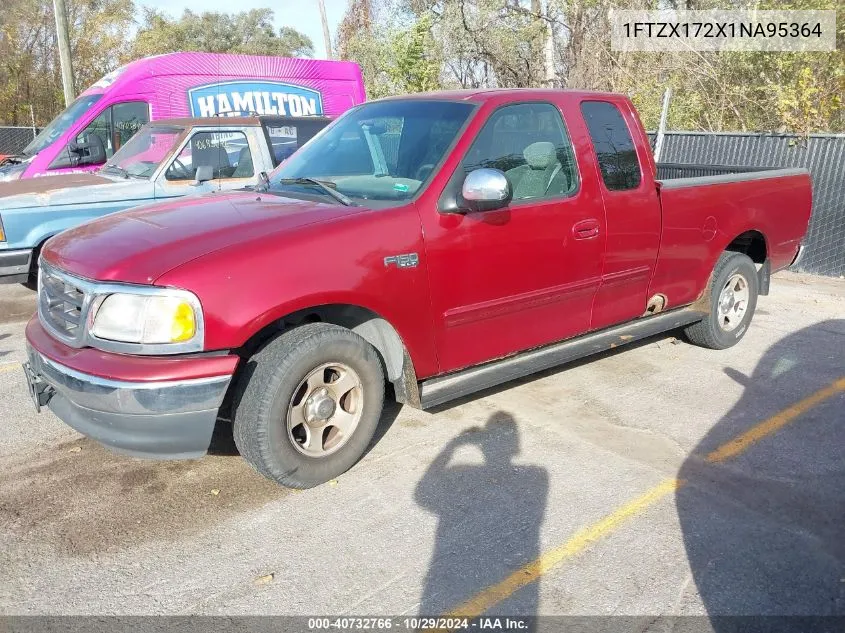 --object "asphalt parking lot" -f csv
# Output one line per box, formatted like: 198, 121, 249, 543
1, 272, 843, 619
